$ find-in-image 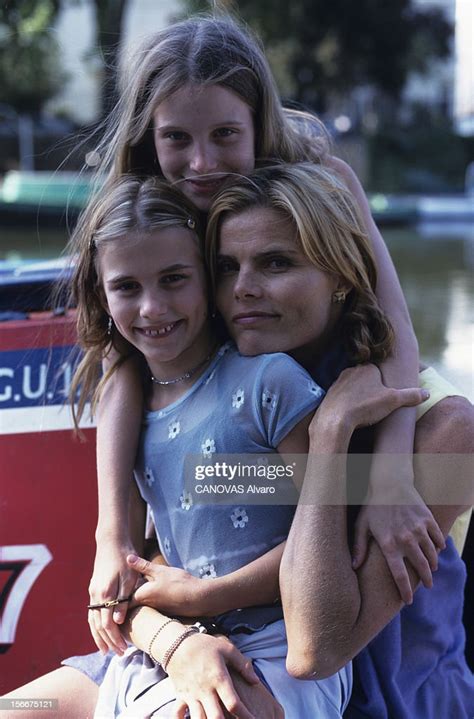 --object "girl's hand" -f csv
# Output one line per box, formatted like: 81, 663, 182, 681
352, 481, 446, 604
313, 364, 429, 437
88, 542, 139, 655
218, 668, 285, 719
127, 554, 206, 616
166, 633, 260, 719
172, 669, 284, 718
309, 364, 430, 439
